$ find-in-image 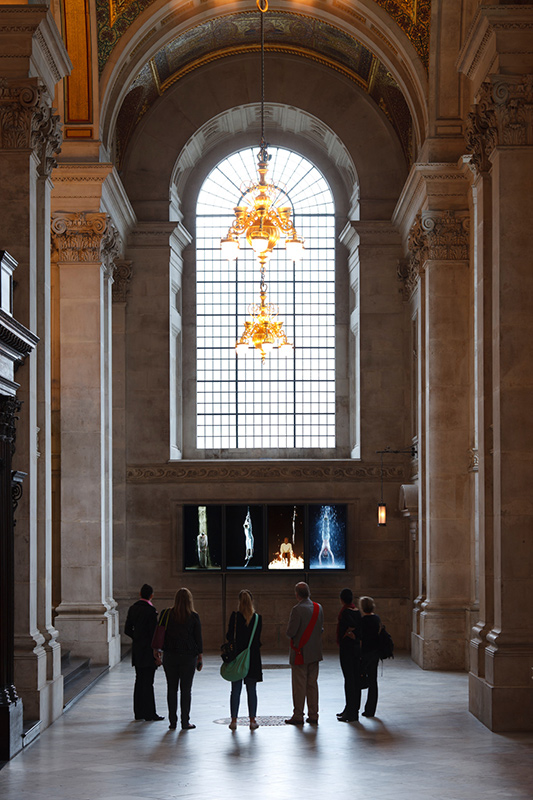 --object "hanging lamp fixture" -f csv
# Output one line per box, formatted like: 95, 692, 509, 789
376, 445, 418, 526
221, 0, 303, 362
